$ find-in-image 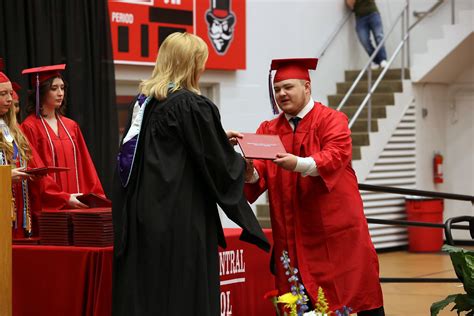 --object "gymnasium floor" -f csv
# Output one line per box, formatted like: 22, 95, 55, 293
378, 250, 467, 316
